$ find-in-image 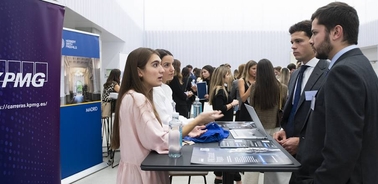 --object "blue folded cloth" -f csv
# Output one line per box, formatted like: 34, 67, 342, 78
184, 122, 229, 143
